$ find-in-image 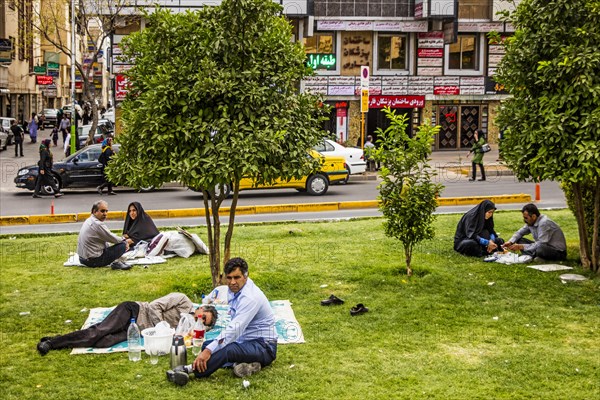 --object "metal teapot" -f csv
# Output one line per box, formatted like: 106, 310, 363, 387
169, 335, 187, 369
